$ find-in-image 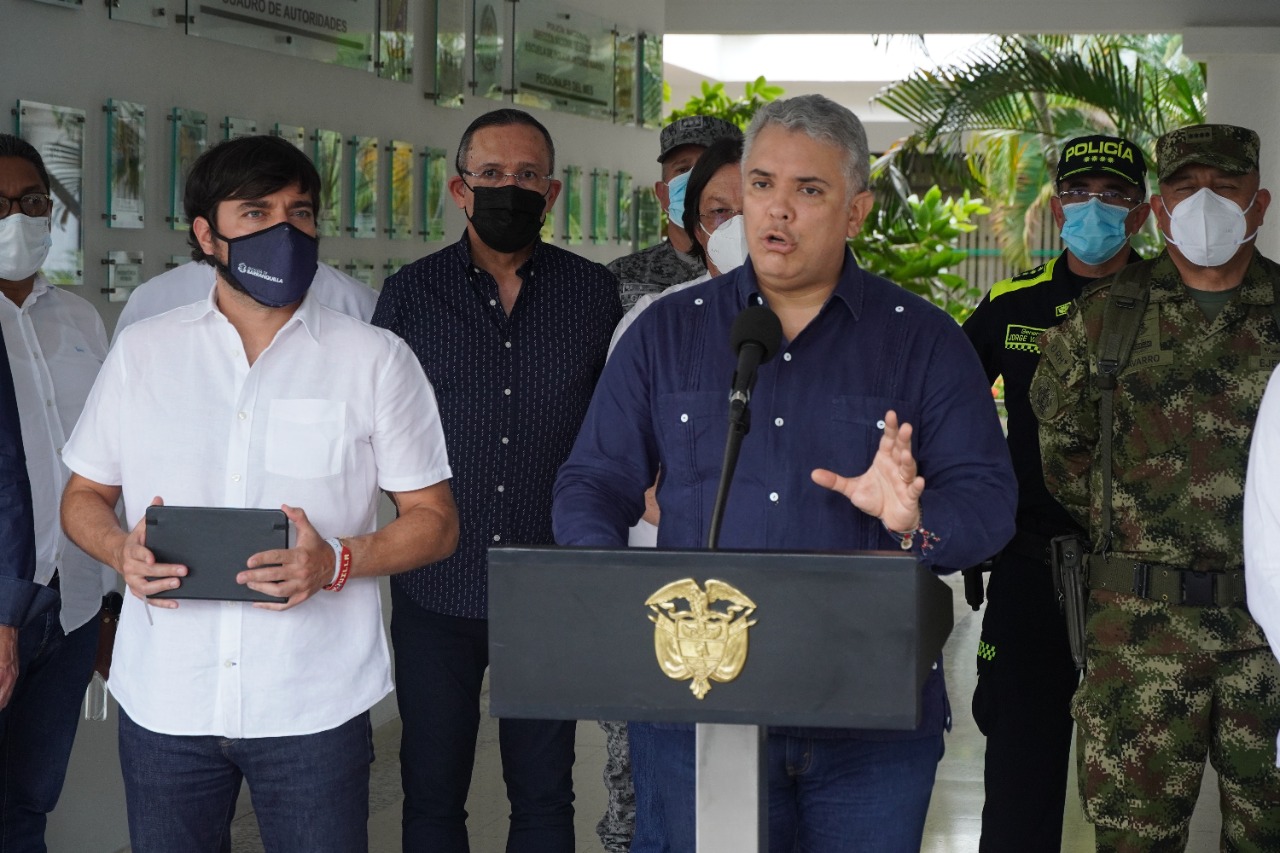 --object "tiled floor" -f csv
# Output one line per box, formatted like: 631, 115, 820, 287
229, 574, 1225, 852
